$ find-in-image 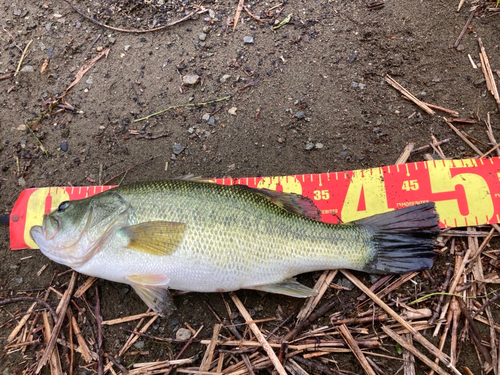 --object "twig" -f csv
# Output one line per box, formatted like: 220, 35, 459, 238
119, 314, 159, 356
484, 113, 500, 157
36, 272, 77, 373
73, 276, 98, 298
411, 138, 450, 154
230, 293, 287, 375
339, 324, 376, 375
456, 298, 492, 364
102, 311, 158, 325
341, 270, 460, 375
7, 302, 37, 343
385, 75, 434, 115
199, 324, 221, 372
62, 0, 207, 33
0, 297, 57, 327
296, 269, 337, 324
233, 0, 245, 31
395, 143, 415, 165
478, 38, 500, 112
444, 118, 484, 155
14, 39, 33, 77
62, 48, 110, 99
454, 11, 475, 48
68, 309, 94, 362
95, 284, 103, 375
381, 326, 449, 375
422, 102, 459, 117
